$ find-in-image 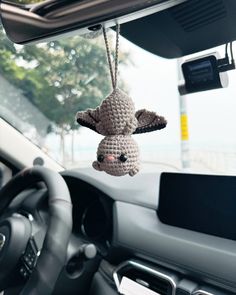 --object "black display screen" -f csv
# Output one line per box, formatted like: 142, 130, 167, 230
181, 55, 222, 93
158, 173, 236, 241
187, 60, 214, 83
